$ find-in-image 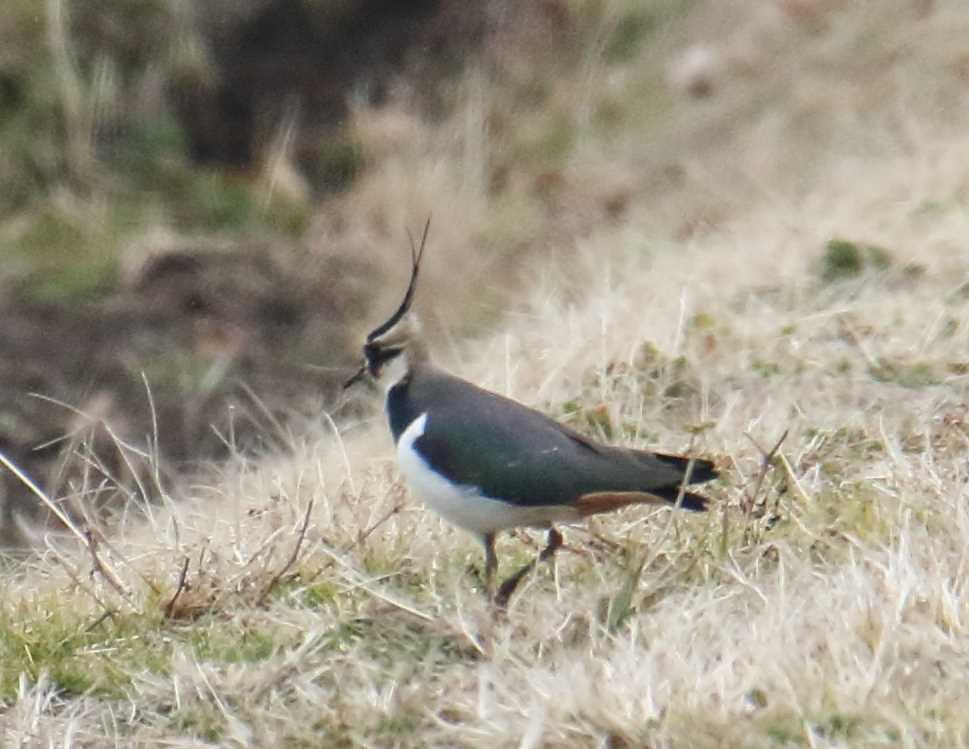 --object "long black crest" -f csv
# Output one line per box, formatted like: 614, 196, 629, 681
366, 216, 431, 342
